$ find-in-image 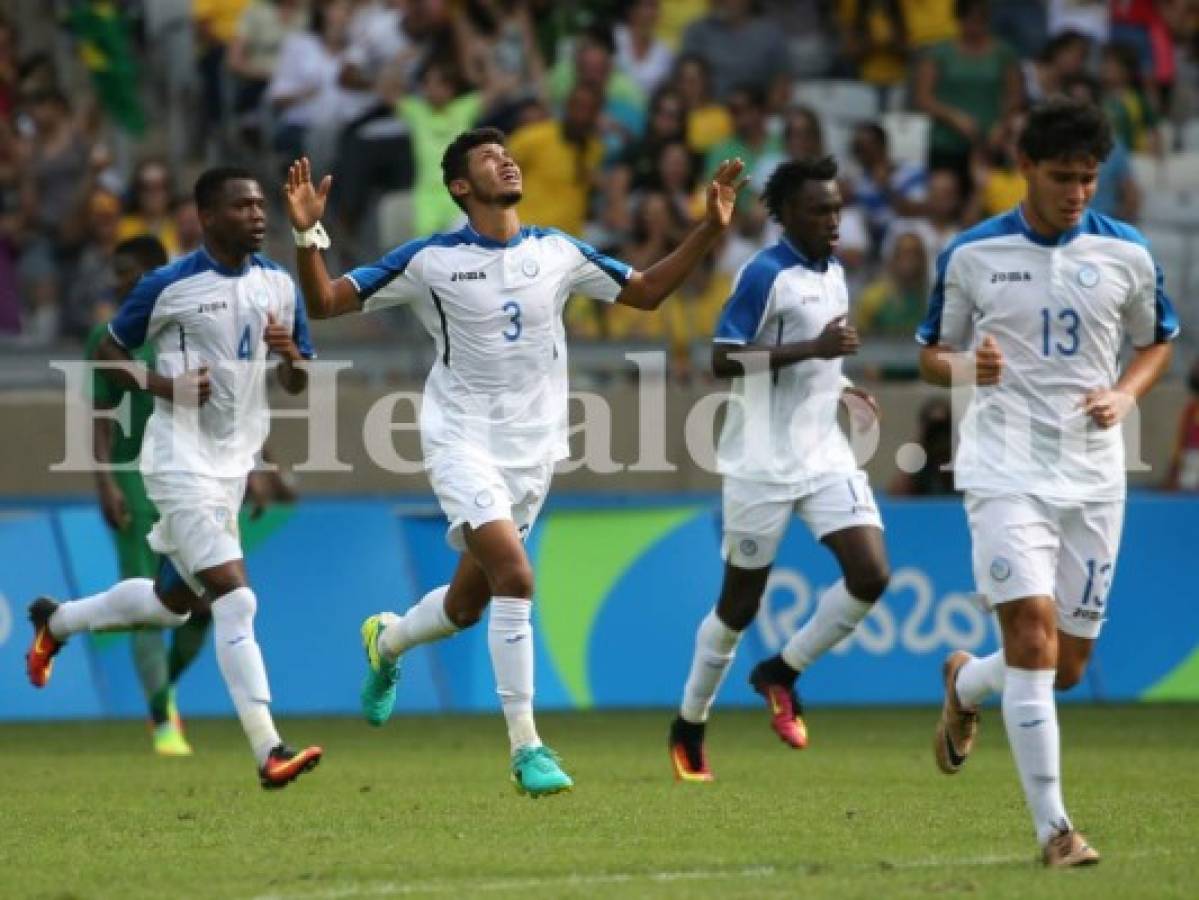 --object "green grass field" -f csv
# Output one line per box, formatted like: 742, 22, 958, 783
2, 705, 1195, 899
